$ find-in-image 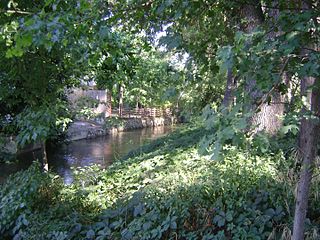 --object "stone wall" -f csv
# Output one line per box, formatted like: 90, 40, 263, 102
67, 116, 177, 141
67, 88, 112, 117
1, 136, 41, 155
1, 116, 177, 154
107, 116, 176, 134
67, 121, 107, 141
125, 116, 175, 129
1, 137, 17, 155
